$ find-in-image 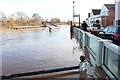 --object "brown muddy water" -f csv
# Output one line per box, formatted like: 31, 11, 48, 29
1, 25, 83, 78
